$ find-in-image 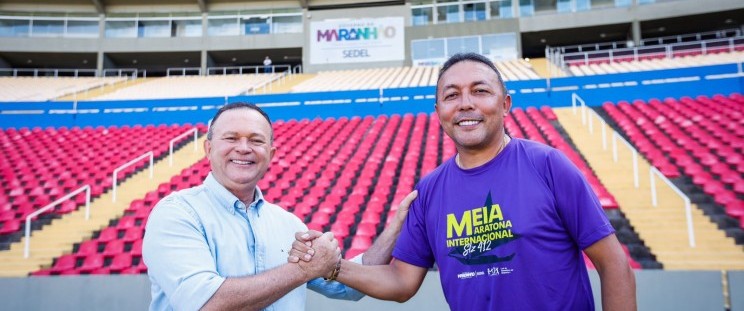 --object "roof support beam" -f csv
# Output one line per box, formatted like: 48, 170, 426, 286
91, 0, 105, 14
197, 0, 207, 13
